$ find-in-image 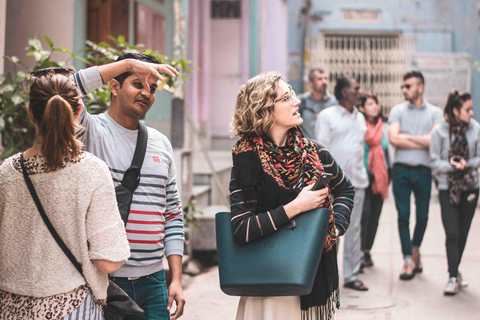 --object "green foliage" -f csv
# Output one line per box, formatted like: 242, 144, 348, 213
0, 36, 81, 158
183, 201, 204, 228
475, 61, 480, 73
0, 35, 192, 159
